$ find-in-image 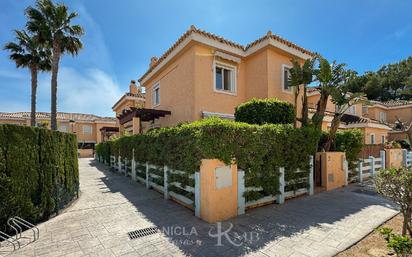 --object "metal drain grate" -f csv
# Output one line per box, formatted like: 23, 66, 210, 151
128, 227, 158, 240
